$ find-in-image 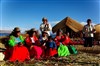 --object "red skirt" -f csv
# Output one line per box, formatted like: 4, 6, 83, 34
46, 48, 57, 57
4, 45, 30, 62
